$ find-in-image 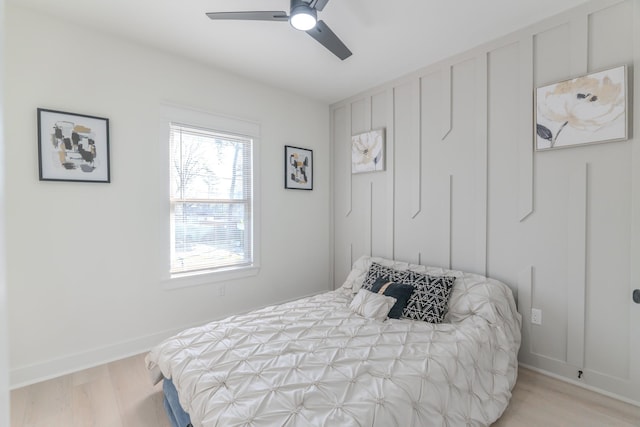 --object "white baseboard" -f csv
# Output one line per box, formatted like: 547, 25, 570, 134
10, 289, 329, 389
10, 327, 179, 389
518, 363, 640, 408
